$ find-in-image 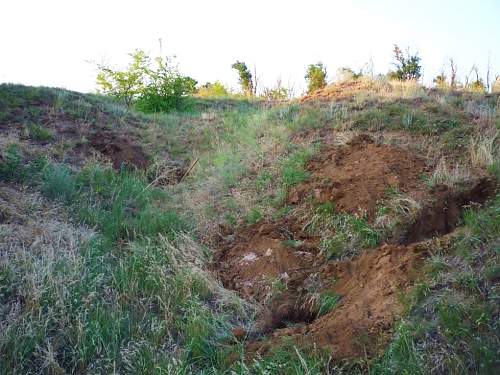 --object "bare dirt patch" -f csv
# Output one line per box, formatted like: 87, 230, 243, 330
288, 134, 431, 219
89, 131, 149, 170
300, 80, 384, 103
214, 223, 319, 303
